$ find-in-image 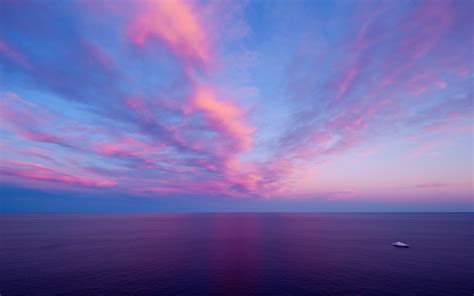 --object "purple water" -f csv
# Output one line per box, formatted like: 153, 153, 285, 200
1, 213, 472, 295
